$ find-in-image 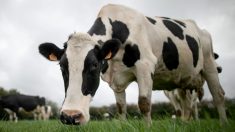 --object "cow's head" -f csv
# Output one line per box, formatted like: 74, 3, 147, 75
39, 33, 121, 125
